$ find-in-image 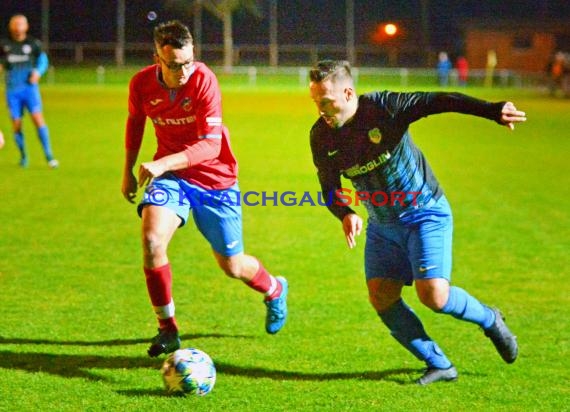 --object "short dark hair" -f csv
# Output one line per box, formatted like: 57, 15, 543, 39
309, 60, 352, 83
154, 20, 193, 48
